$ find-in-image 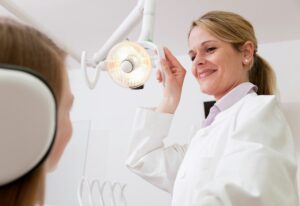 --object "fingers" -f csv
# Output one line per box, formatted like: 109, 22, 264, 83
160, 59, 172, 77
163, 47, 183, 68
156, 70, 162, 82
156, 47, 186, 86
156, 60, 169, 83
